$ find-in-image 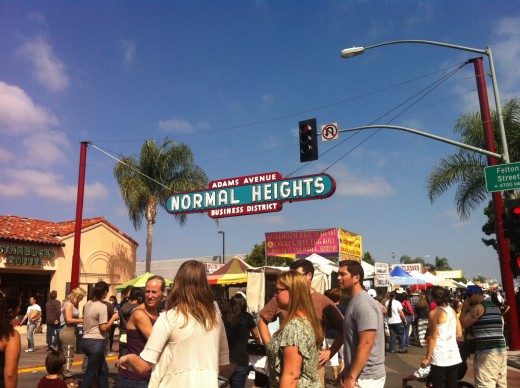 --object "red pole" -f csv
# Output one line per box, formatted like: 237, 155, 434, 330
472, 57, 520, 350
70, 141, 89, 290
